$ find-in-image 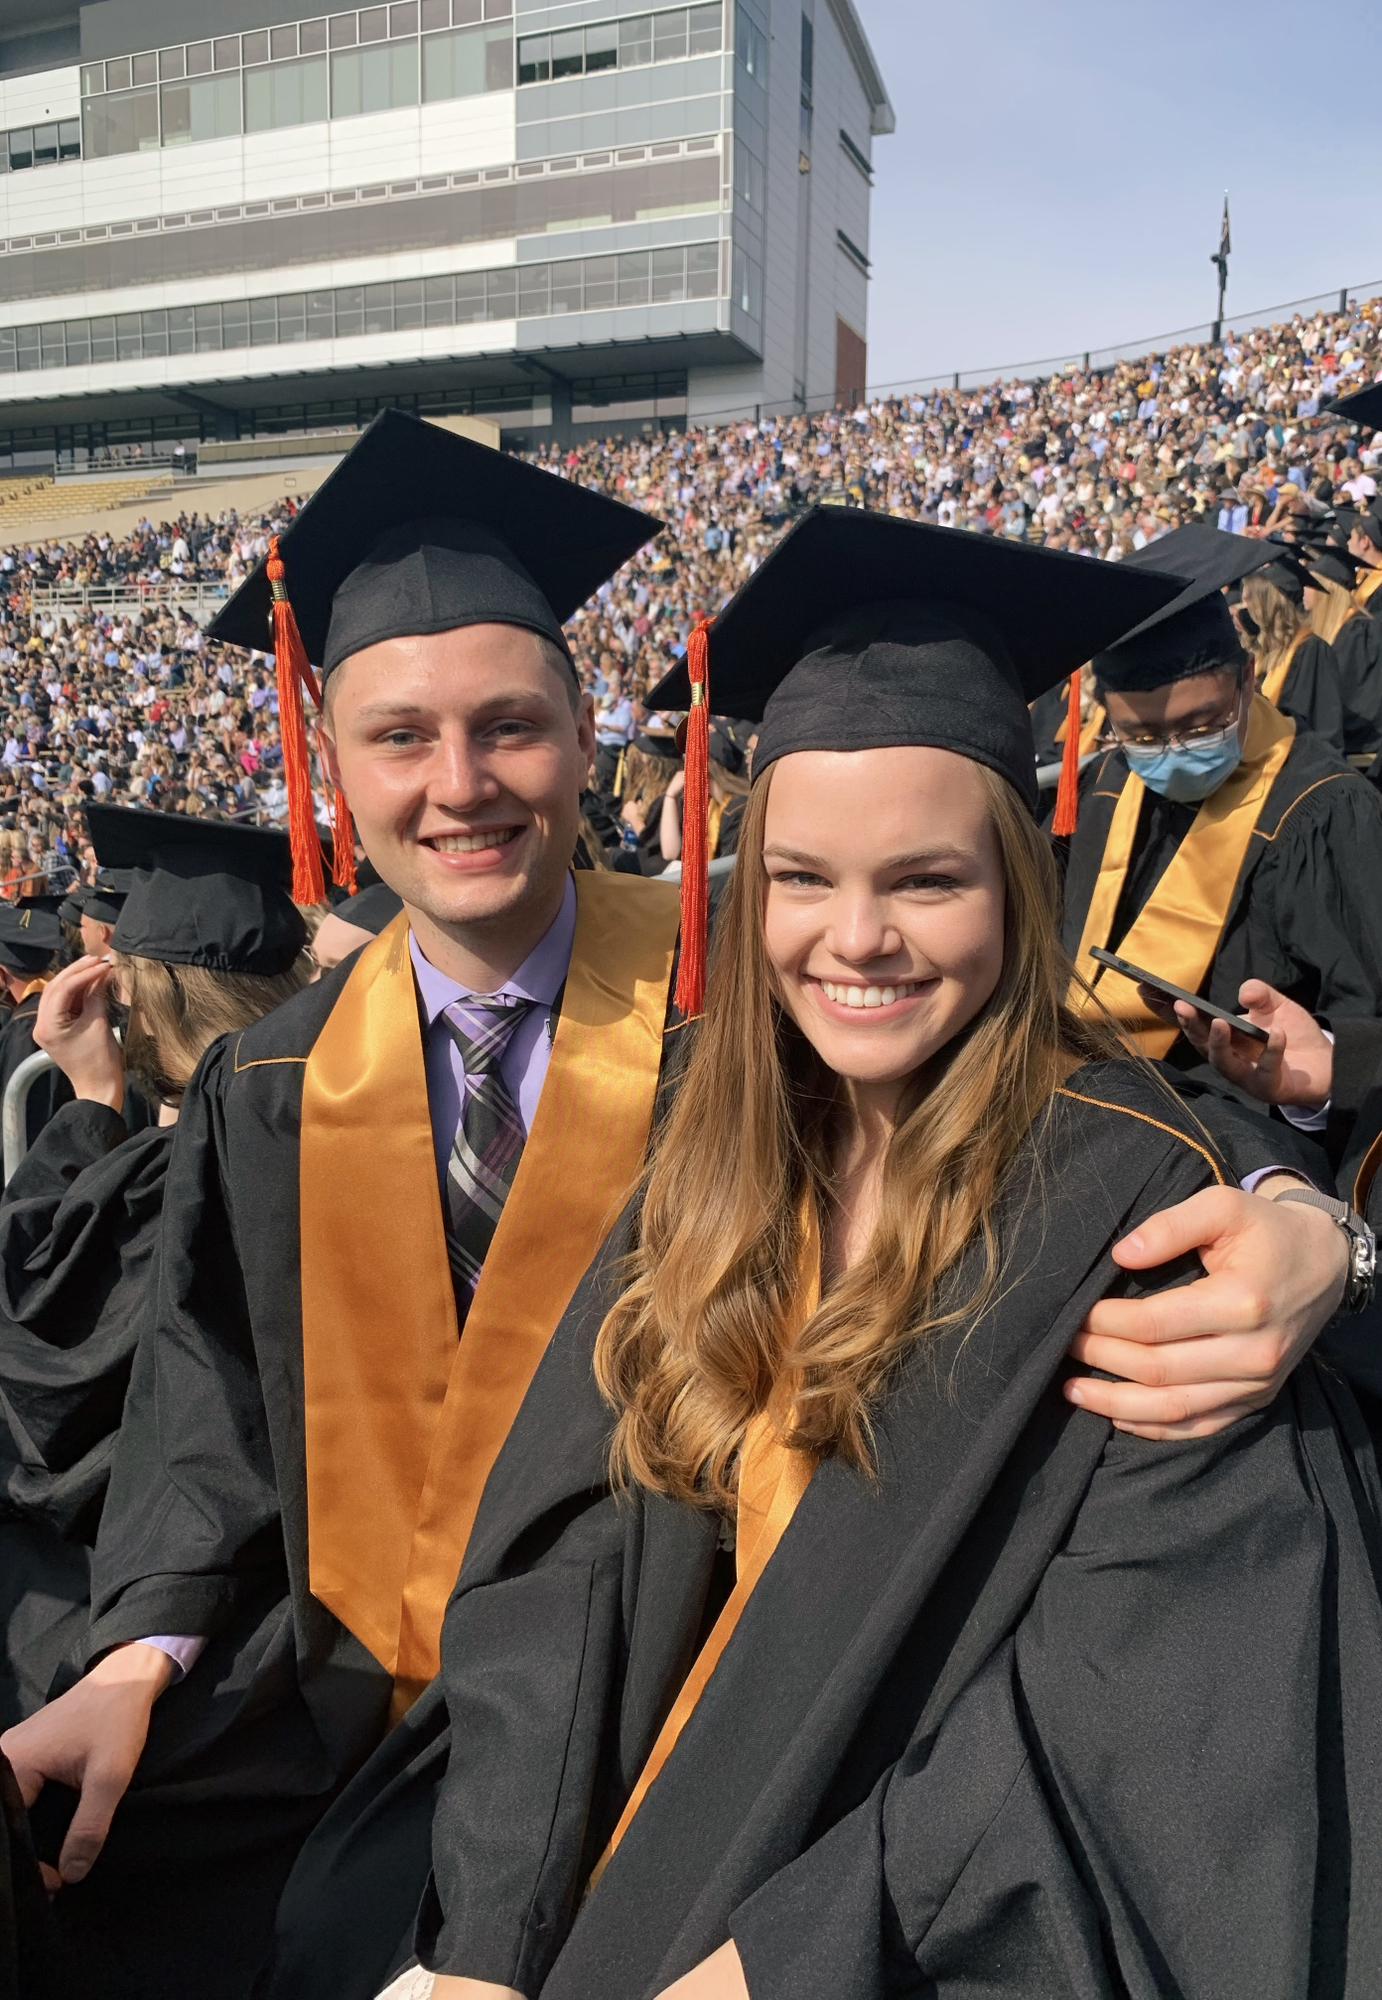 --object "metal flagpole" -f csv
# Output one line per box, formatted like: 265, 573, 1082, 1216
1210, 192, 1231, 341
